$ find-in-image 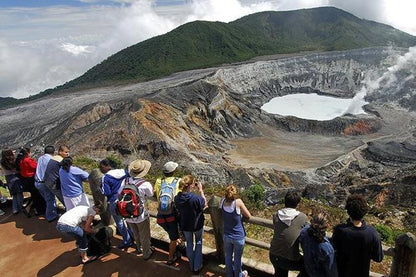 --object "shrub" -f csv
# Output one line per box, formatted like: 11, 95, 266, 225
106, 154, 123, 169
73, 156, 98, 172
242, 183, 265, 209
375, 224, 394, 244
